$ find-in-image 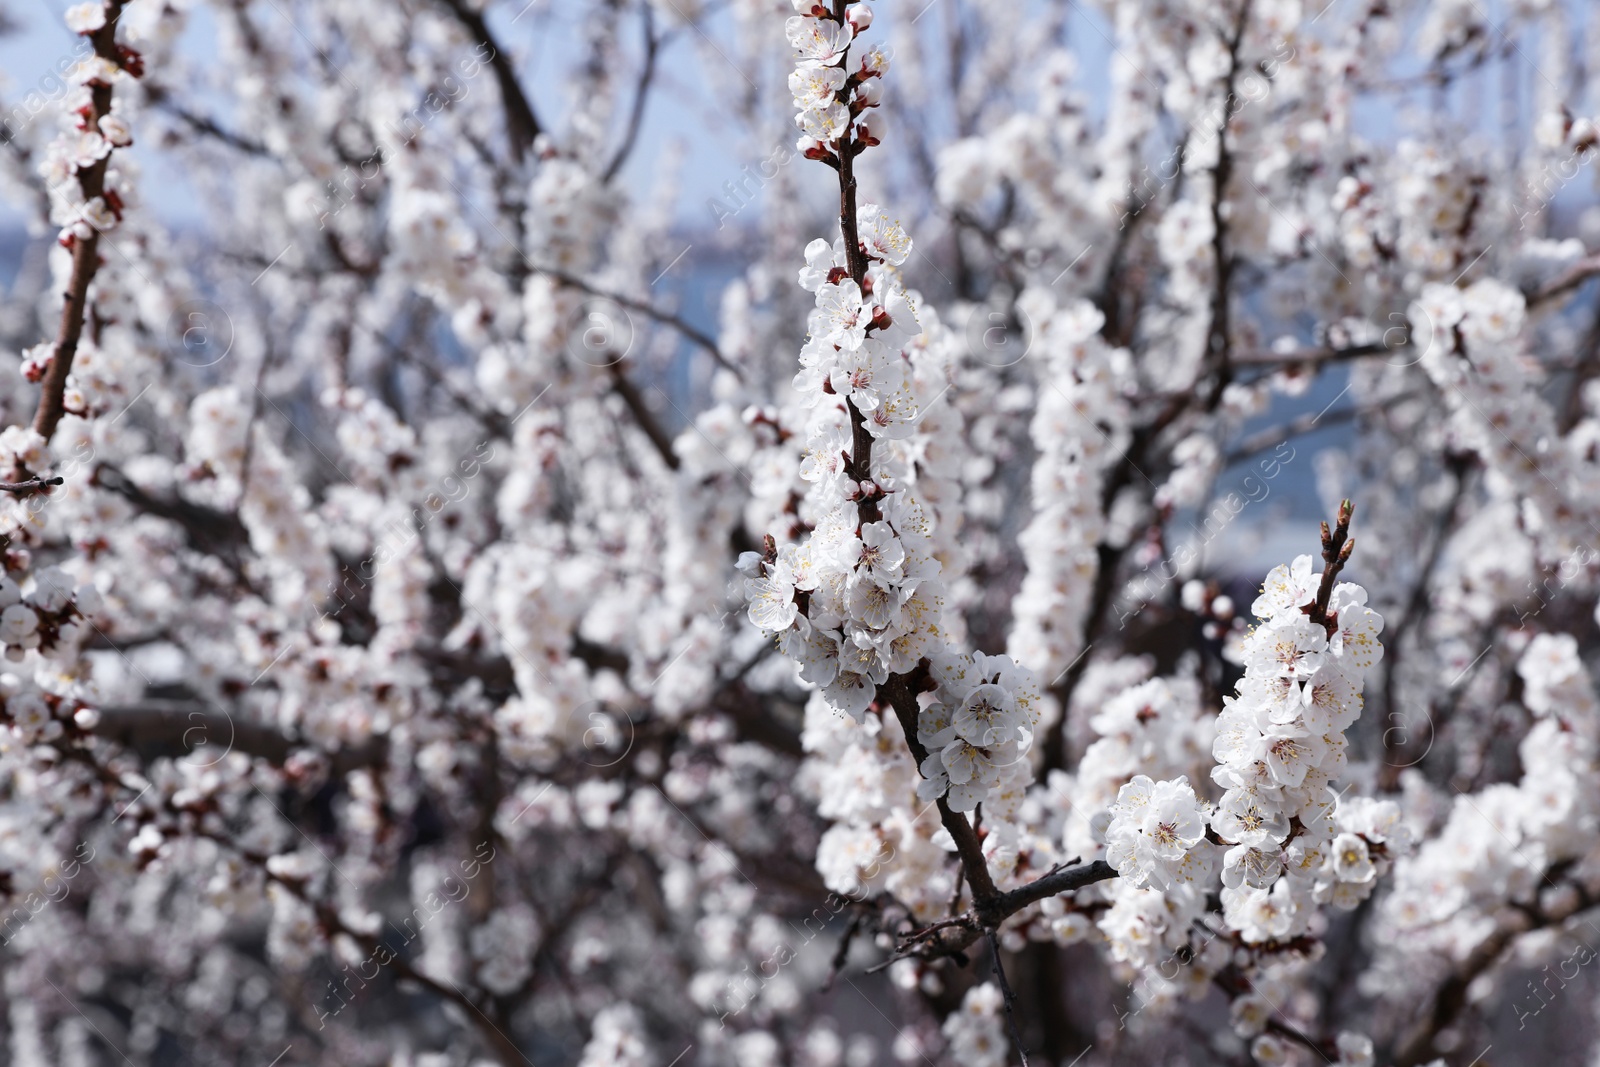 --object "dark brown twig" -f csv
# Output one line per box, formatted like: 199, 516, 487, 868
0, 476, 63, 494
1527, 252, 1600, 309
988, 929, 1031, 1067
1308, 499, 1355, 629
601, 5, 661, 183
1202, 0, 1253, 409
607, 364, 680, 470
822, 910, 863, 992
540, 265, 739, 377
436, 0, 541, 161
